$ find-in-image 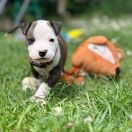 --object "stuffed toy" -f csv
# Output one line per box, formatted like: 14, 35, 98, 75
61, 36, 125, 85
